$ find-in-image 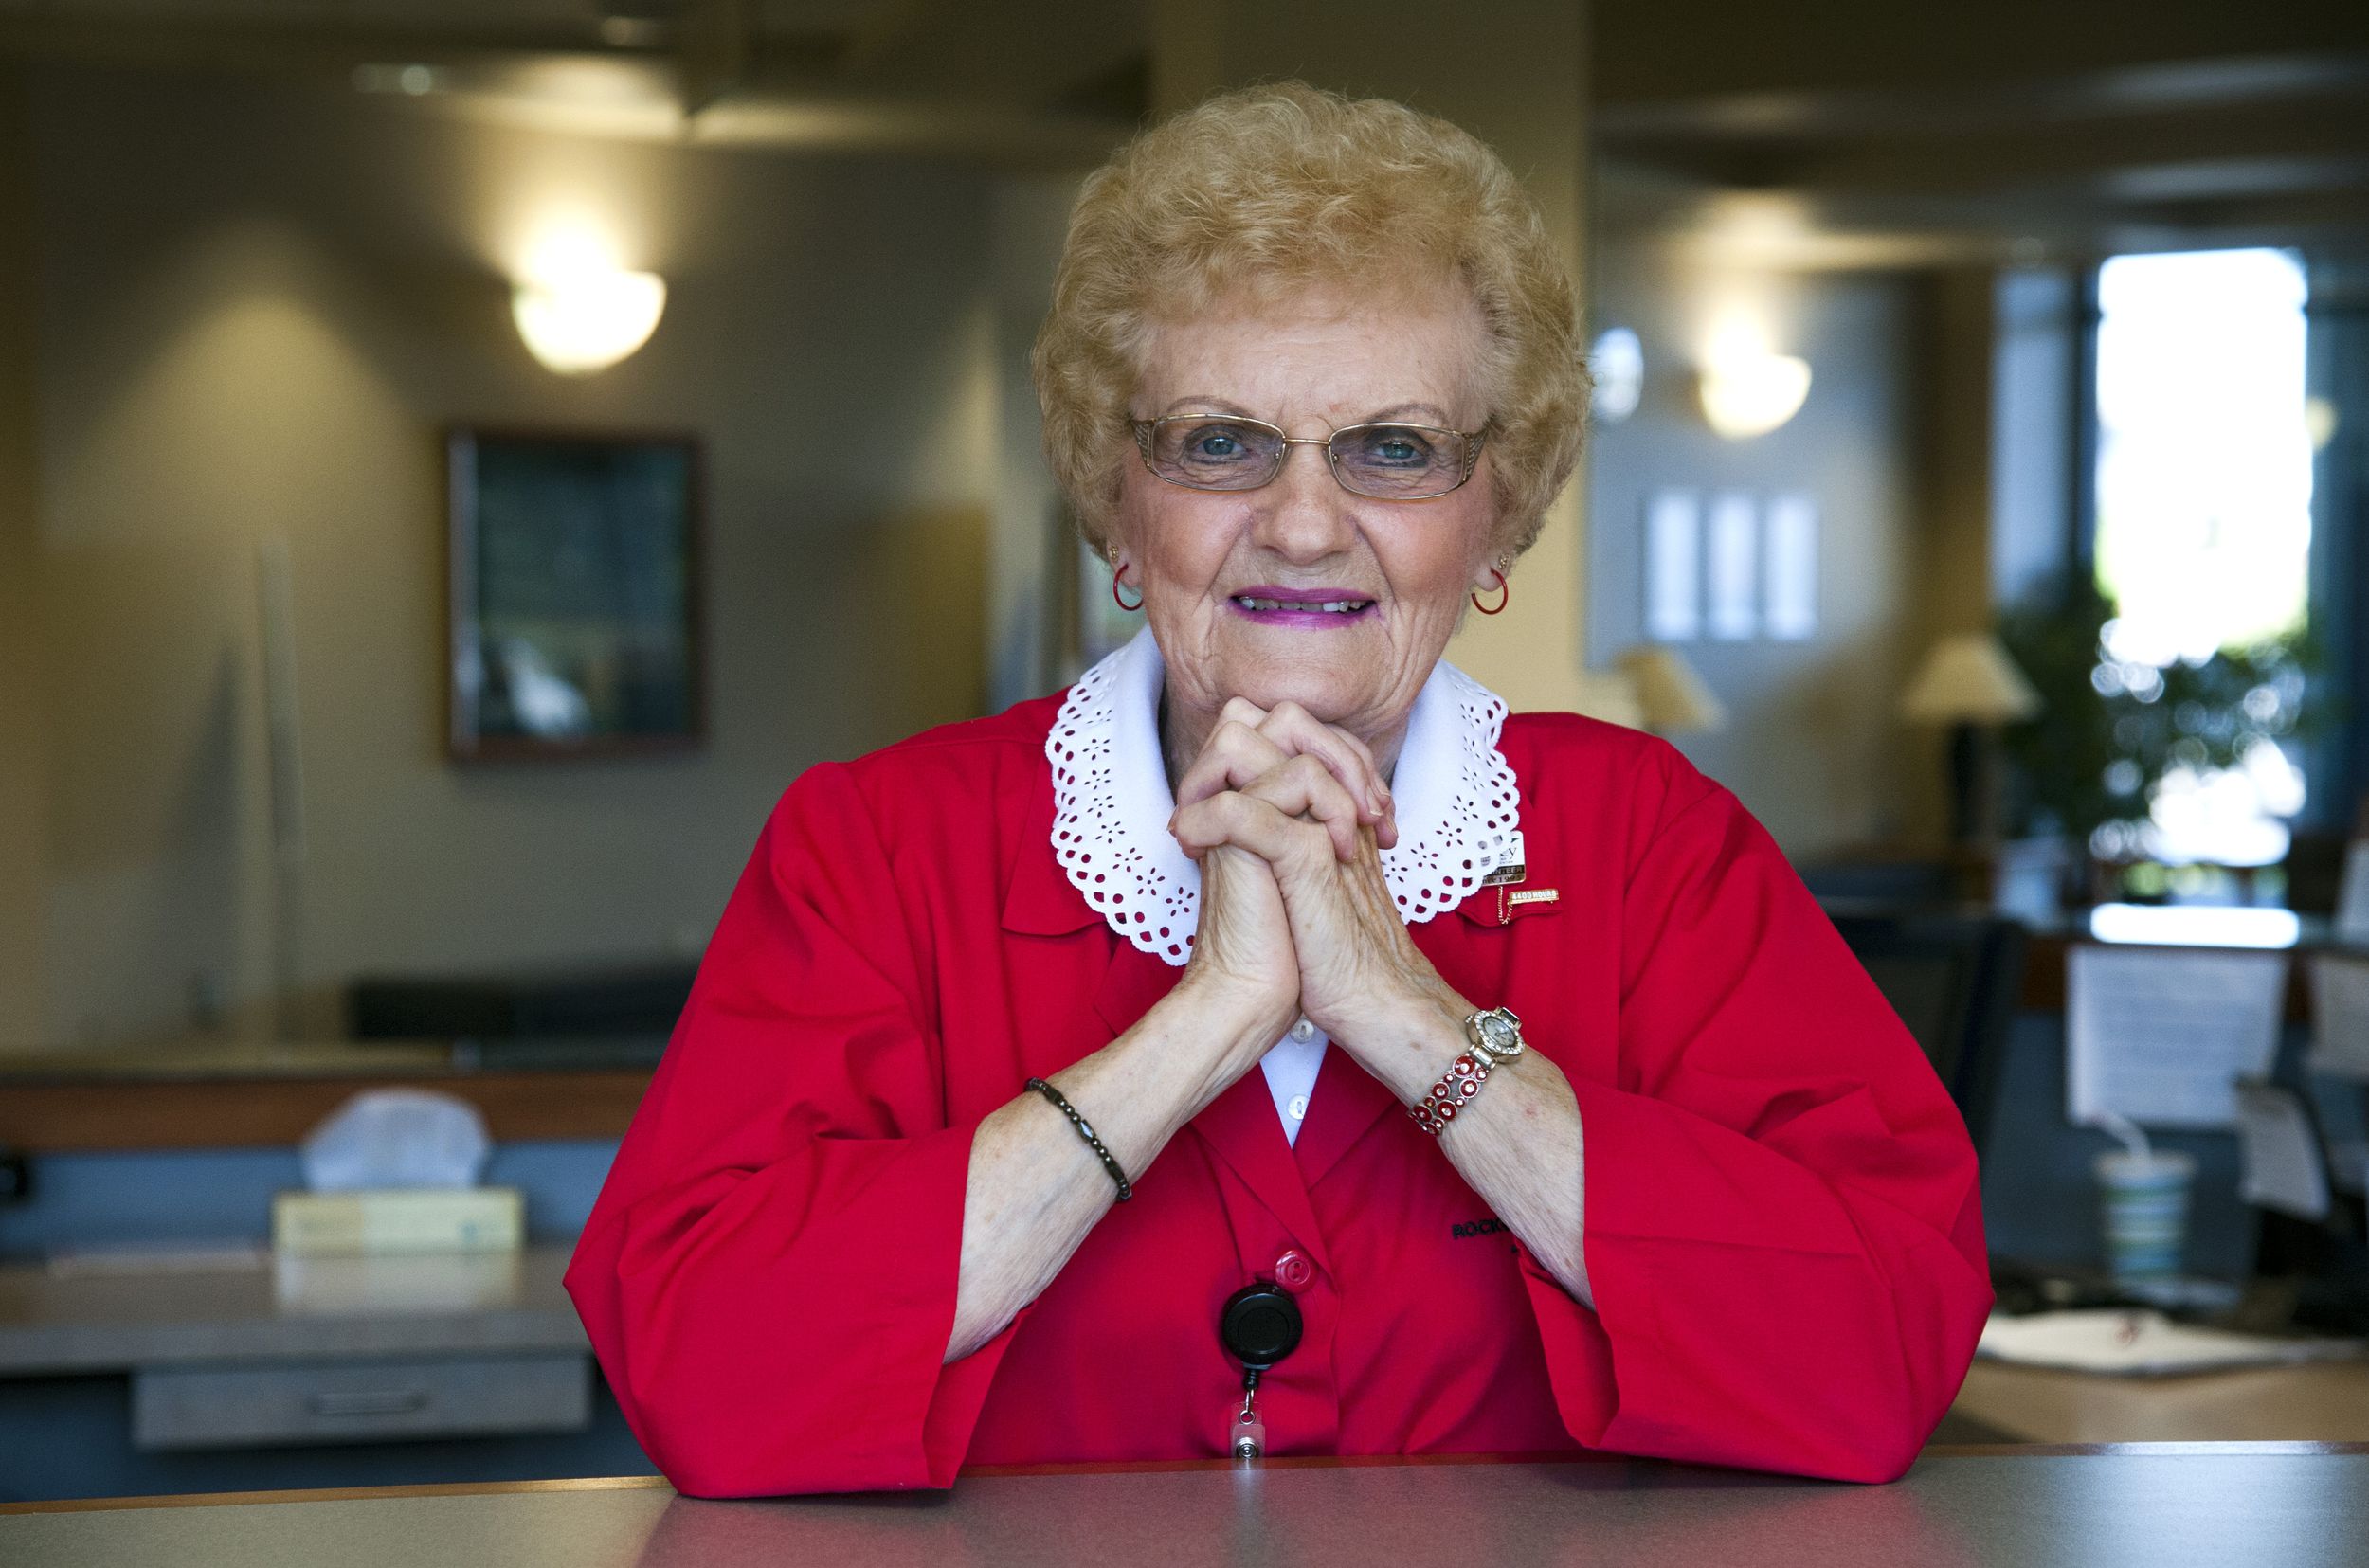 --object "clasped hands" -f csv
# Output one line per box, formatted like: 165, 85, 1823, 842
1166, 697, 1466, 1076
